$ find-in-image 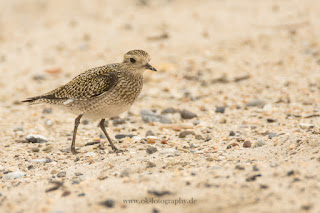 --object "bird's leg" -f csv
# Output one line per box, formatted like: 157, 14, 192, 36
99, 119, 119, 152
71, 114, 83, 155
